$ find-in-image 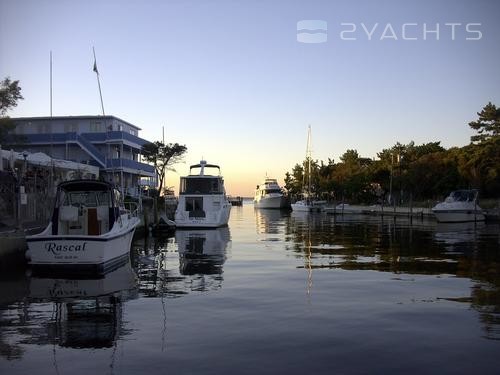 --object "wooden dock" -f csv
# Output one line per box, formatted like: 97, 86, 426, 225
324, 204, 433, 218
228, 196, 243, 206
